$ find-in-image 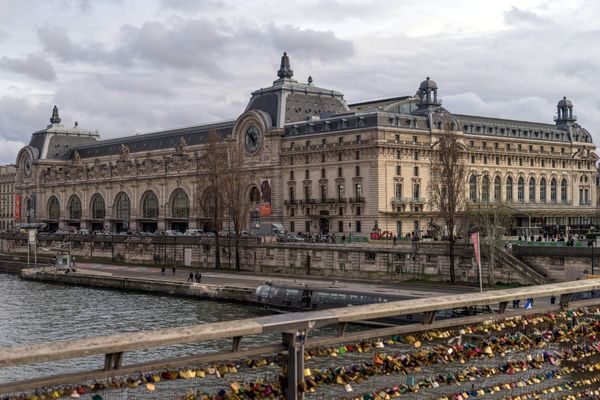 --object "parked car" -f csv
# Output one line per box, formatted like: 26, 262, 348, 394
184, 229, 204, 236
165, 230, 182, 236
79, 229, 90, 235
